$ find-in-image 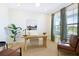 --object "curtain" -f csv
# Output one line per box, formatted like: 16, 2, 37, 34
51, 14, 55, 41
77, 3, 79, 36
60, 8, 67, 42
